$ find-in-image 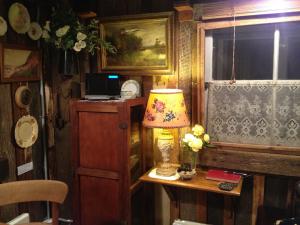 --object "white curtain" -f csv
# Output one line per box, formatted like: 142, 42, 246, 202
206, 81, 300, 147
